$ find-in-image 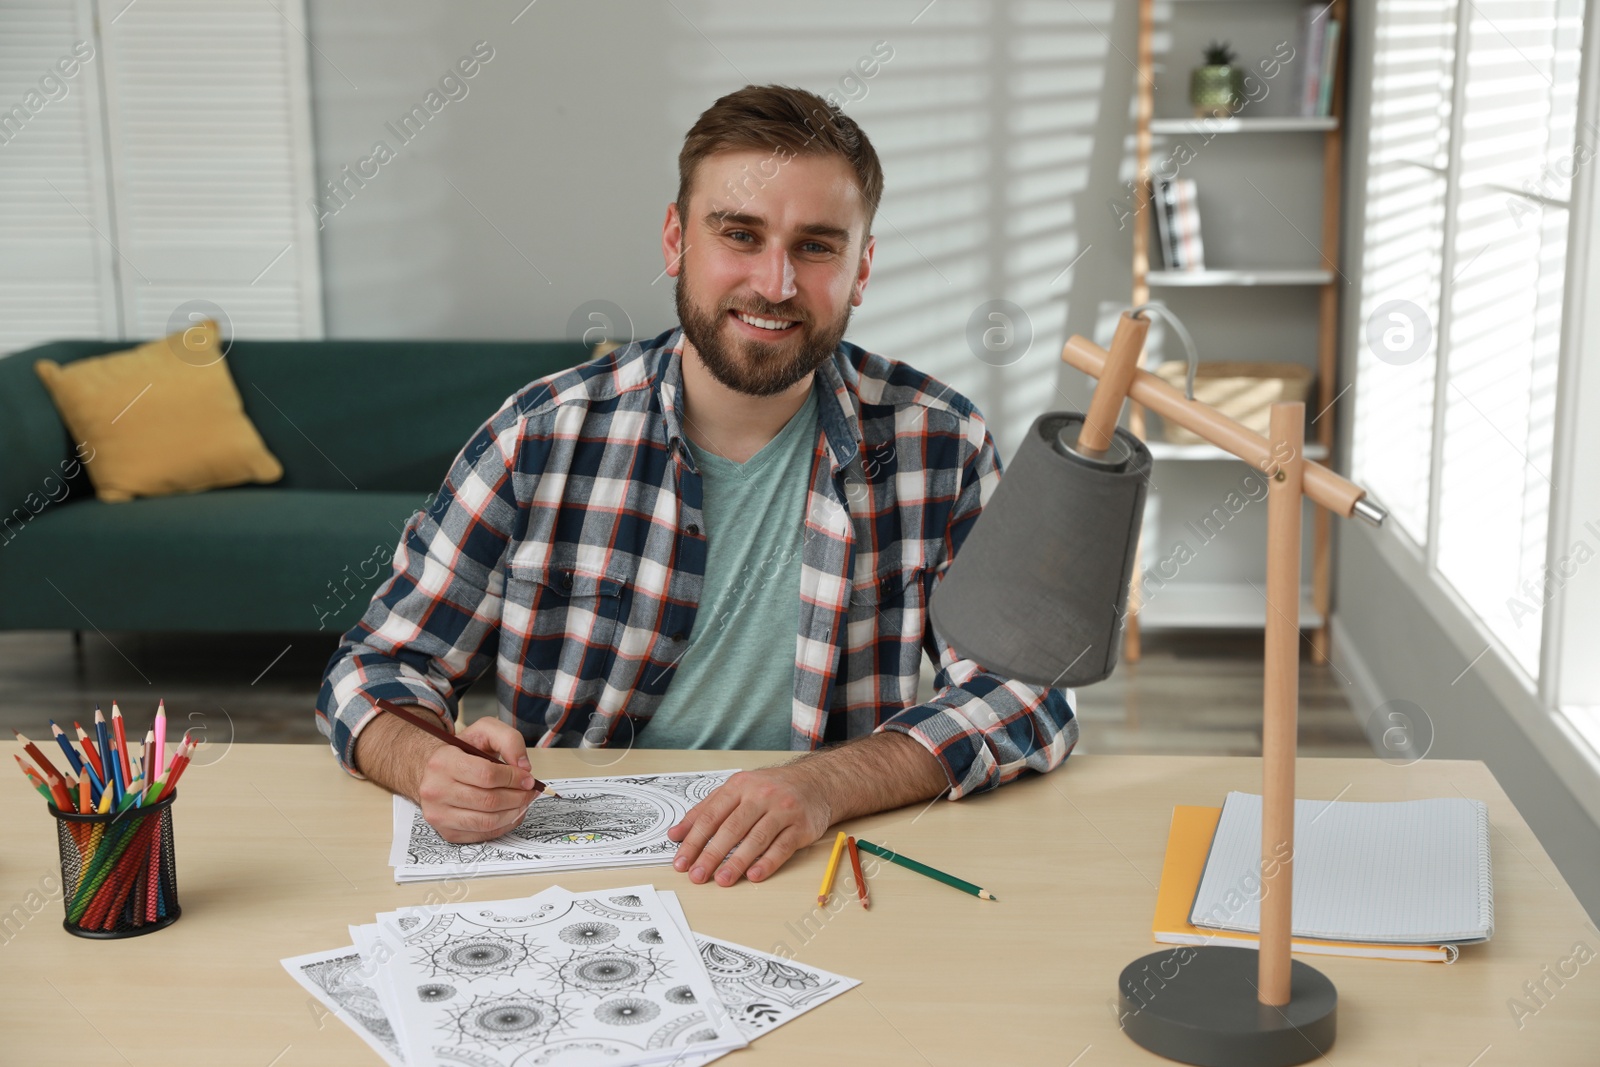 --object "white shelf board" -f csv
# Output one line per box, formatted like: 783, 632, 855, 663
1147, 270, 1334, 287
1145, 441, 1331, 462
1134, 581, 1322, 631
1150, 117, 1338, 134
